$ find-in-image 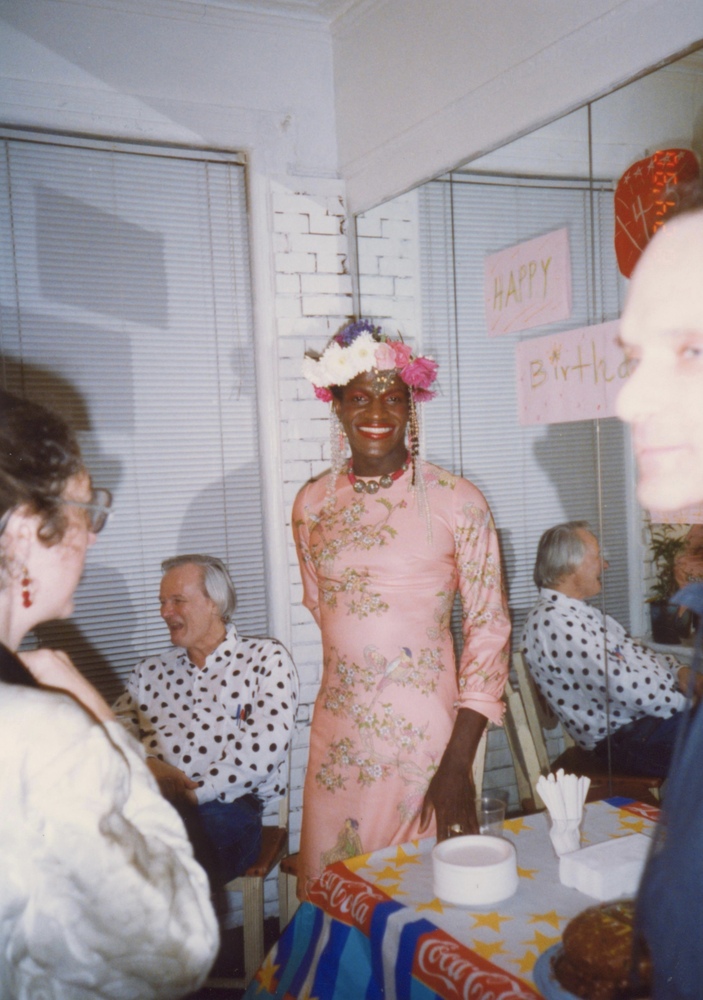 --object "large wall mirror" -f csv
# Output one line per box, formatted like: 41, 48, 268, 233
354, 48, 703, 803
